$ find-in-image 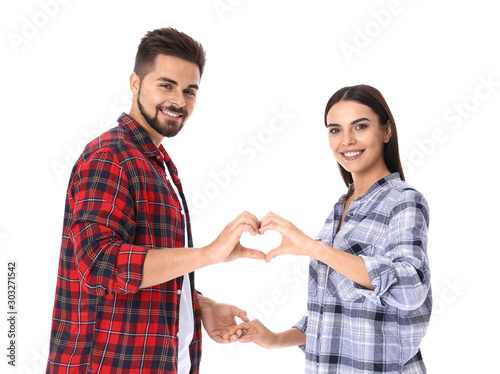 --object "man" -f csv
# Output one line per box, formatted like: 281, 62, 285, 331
46, 27, 264, 374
